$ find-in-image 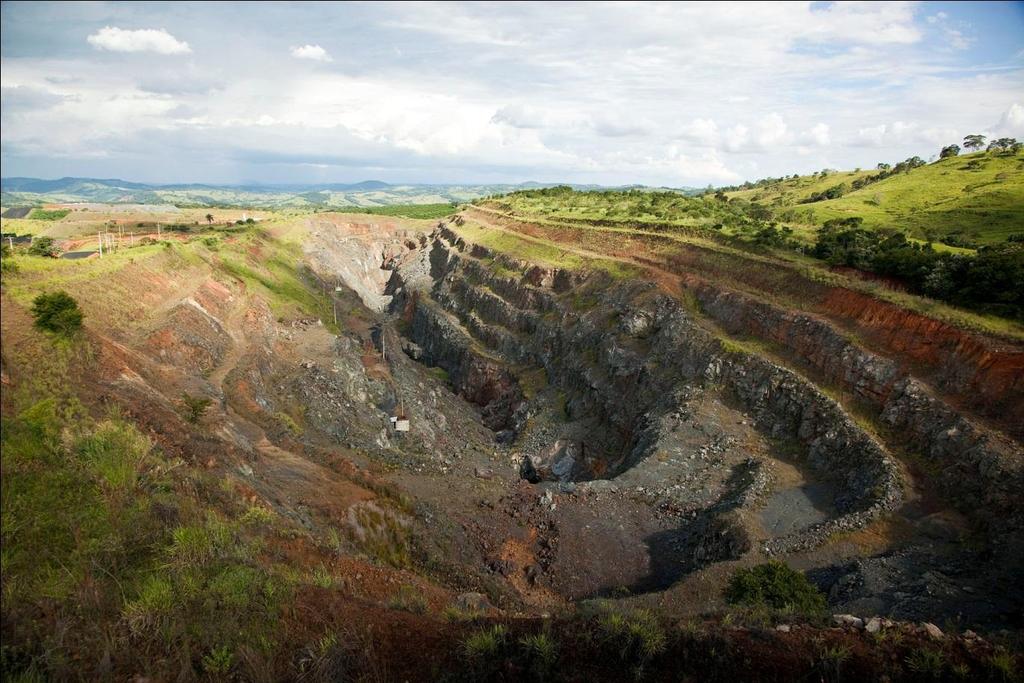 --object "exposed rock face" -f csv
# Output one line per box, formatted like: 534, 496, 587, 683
819, 287, 1024, 426
389, 225, 905, 553
688, 279, 1024, 535
521, 440, 587, 483
303, 216, 424, 311
465, 206, 1024, 436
